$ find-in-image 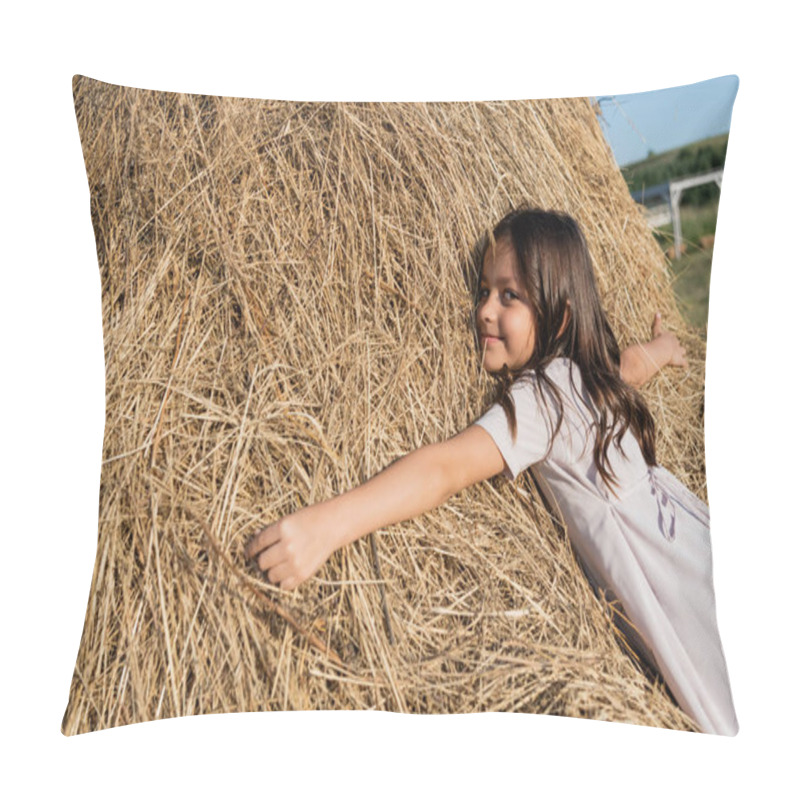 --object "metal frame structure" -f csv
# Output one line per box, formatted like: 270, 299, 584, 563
636, 169, 723, 258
